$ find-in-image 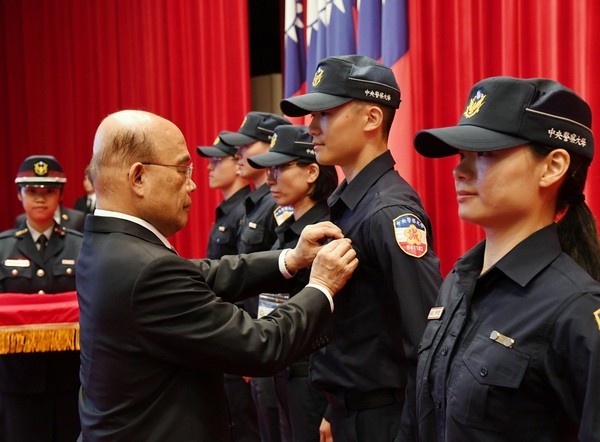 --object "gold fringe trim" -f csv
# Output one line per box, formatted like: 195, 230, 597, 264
0, 323, 79, 354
